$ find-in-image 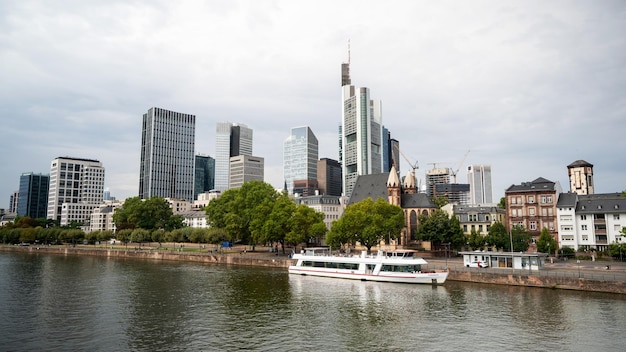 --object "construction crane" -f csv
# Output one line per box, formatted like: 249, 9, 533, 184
450, 149, 471, 183
393, 144, 419, 176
